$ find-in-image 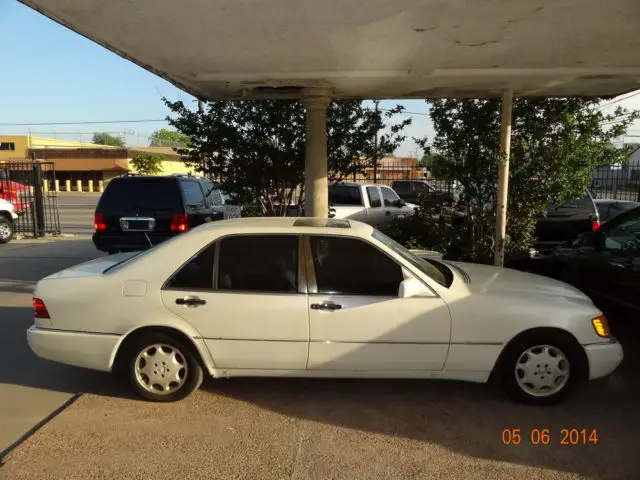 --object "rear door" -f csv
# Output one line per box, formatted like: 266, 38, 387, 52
96, 177, 183, 235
